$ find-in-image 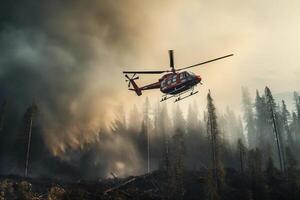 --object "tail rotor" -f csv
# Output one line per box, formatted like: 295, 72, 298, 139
125, 73, 139, 88
124, 73, 142, 96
